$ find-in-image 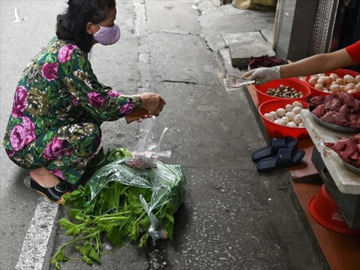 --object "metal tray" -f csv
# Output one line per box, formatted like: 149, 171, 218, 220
343, 161, 360, 175
309, 107, 360, 133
